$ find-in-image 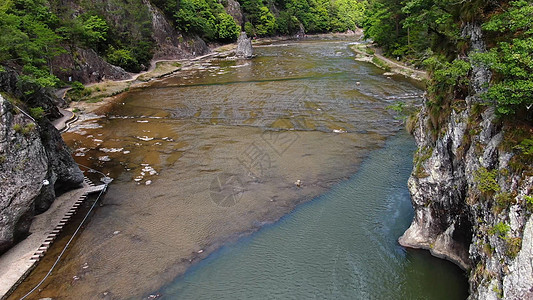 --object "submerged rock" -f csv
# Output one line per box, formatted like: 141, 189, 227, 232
235, 32, 253, 59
